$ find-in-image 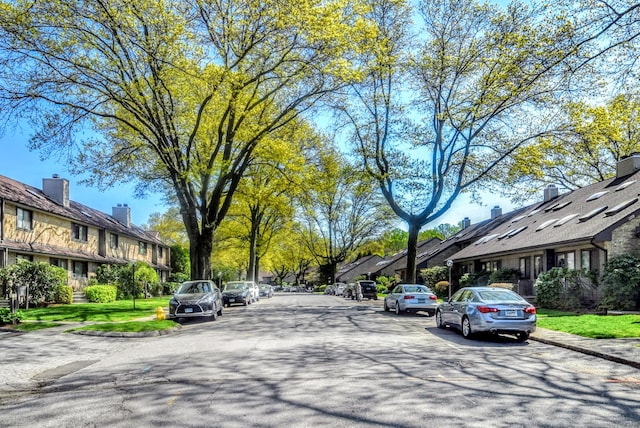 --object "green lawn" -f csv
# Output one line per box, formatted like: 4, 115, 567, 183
537, 309, 640, 339
20, 297, 171, 322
